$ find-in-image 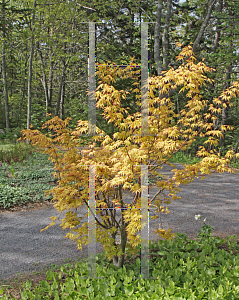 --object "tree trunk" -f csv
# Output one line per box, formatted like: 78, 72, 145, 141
60, 72, 66, 119
1, 0, 10, 130
47, 27, 54, 116
207, 0, 223, 100
220, 64, 232, 152
193, 0, 216, 53
153, 0, 175, 100
17, 53, 28, 127
55, 43, 68, 117
27, 0, 36, 130
36, 42, 50, 116
162, 0, 172, 70
213, 0, 222, 55
55, 73, 63, 117
48, 54, 54, 115
55, 64, 67, 117
154, 0, 163, 75
112, 217, 128, 268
